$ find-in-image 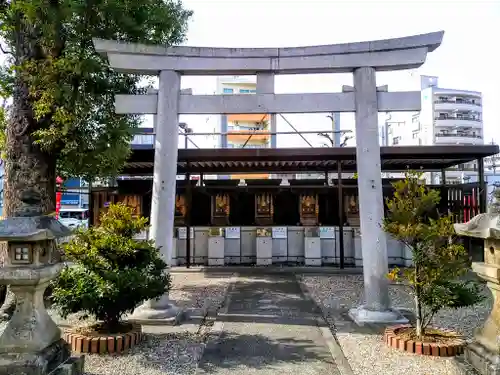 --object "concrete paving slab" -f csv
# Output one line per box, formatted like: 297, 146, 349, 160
196, 275, 341, 374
